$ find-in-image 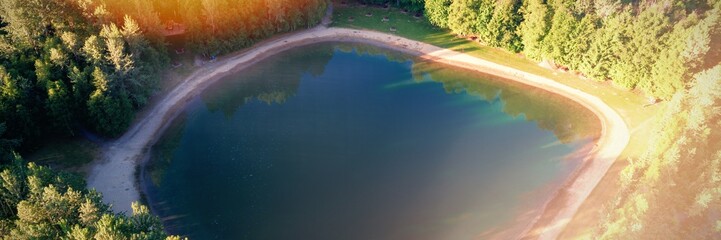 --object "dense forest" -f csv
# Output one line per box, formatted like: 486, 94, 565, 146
0, 0, 328, 150
348, 0, 721, 100
0, 0, 328, 238
423, 0, 720, 101
0, 155, 179, 239
596, 64, 721, 239
0, 0, 167, 145
170, 0, 327, 55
